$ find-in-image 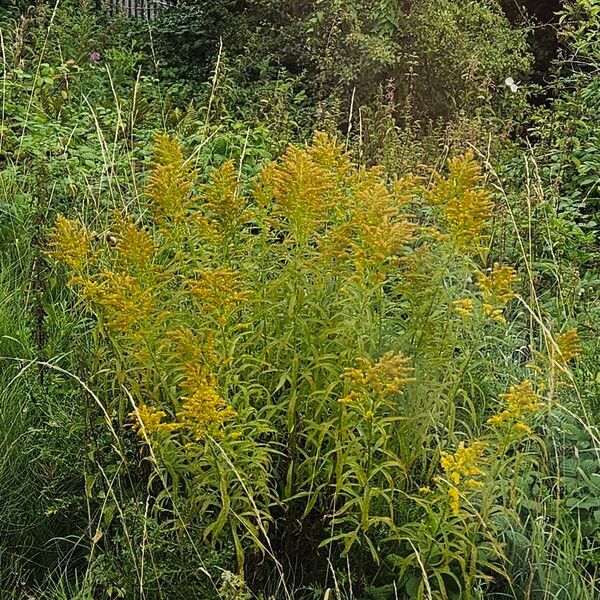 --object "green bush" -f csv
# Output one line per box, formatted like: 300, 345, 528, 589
144, 0, 532, 126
